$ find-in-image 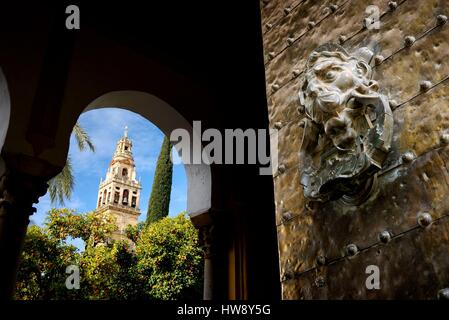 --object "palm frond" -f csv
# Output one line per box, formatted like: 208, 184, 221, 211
47, 123, 95, 205
48, 157, 75, 206
73, 122, 95, 152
